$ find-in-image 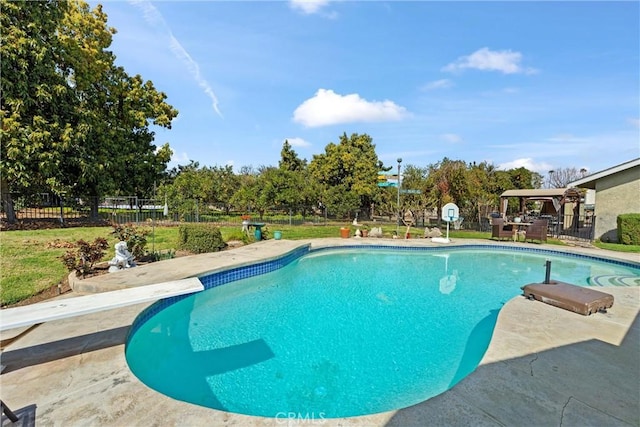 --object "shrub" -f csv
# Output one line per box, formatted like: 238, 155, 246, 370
225, 229, 251, 244
178, 224, 227, 254
112, 223, 149, 258
149, 249, 176, 262
617, 213, 640, 245
61, 238, 110, 277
